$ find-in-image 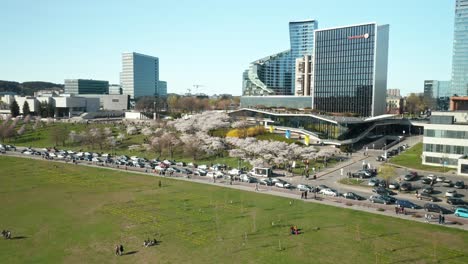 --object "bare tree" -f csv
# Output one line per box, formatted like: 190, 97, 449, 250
151, 137, 164, 159
161, 132, 181, 159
